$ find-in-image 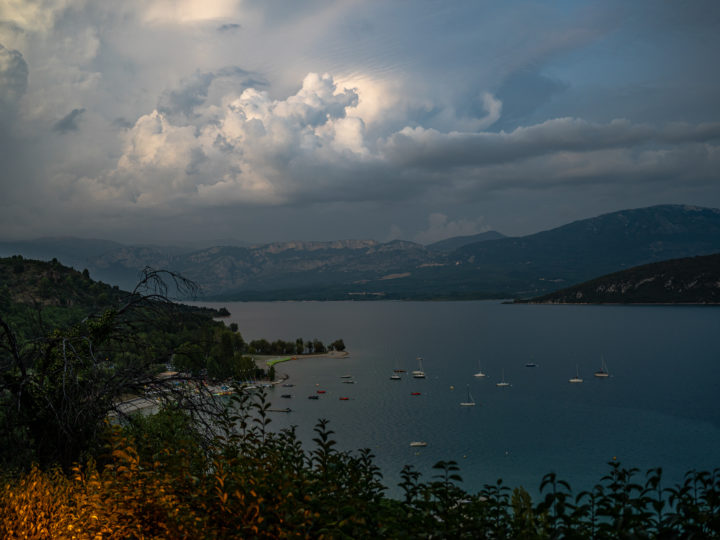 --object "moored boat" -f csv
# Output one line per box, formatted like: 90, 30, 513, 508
569, 365, 583, 383
460, 384, 476, 407
412, 356, 426, 378
594, 357, 610, 378
496, 370, 511, 387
